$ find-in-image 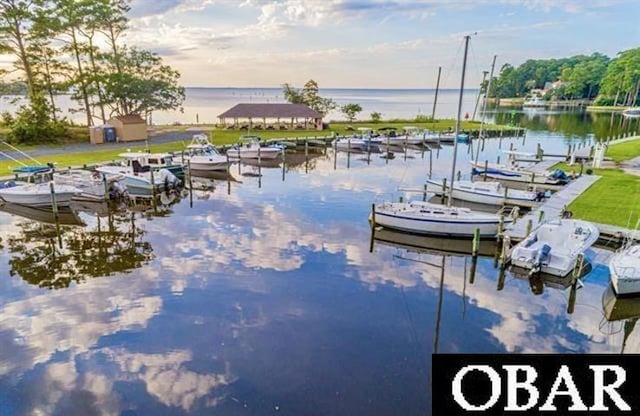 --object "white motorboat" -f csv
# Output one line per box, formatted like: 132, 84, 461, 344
372, 201, 514, 237
53, 169, 126, 201
0, 181, 79, 207
371, 36, 513, 238
95, 164, 180, 192
426, 179, 542, 206
622, 107, 640, 118
226, 136, 283, 160
334, 136, 379, 150
184, 134, 229, 171
609, 244, 640, 295
119, 152, 184, 177
510, 219, 599, 277
0, 166, 79, 207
